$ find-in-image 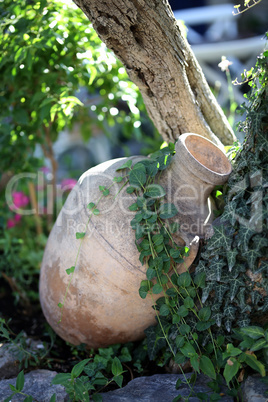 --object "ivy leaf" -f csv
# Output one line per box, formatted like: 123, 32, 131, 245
129, 164, 146, 188
145, 184, 166, 199
179, 324, 191, 335
227, 249, 238, 272
159, 203, 178, 219
237, 226, 255, 252
116, 159, 132, 171
224, 306, 237, 320
215, 284, 229, 303
208, 259, 226, 281
201, 283, 214, 303
129, 202, 139, 211
152, 234, 164, 246
144, 326, 166, 360
207, 225, 232, 251
229, 278, 245, 301
93, 208, 100, 215
243, 249, 259, 270
87, 202, 95, 210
